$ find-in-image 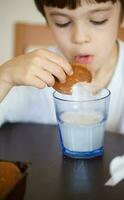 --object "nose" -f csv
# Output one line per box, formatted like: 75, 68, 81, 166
72, 24, 91, 45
